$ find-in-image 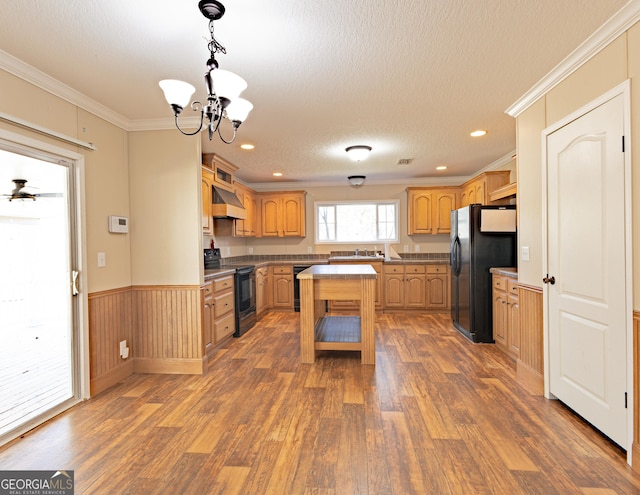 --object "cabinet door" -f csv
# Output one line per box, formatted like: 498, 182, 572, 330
202, 284, 214, 352
383, 273, 404, 308
493, 291, 508, 347
408, 190, 432, 234
405, 274, 426, 308
508, 291, 520, 359
261, 196, 280, 237
433, 192, 456, 234
201, 167, 214, 235
281, 194, 305, 237
426, 274, 448, 309
474, 180, 486, 205
273, 275, 293, 308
